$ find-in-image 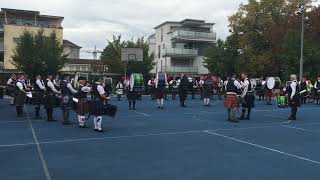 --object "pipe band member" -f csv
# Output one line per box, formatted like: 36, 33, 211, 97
203, 75, 213, 106
314, 76, 320, 104
239, 73, 255, 120
127, 75, 138, 110
76, 79, 91, 128
60, 74, 77, 125
44, 74, 60, 121
33, 75, 46, 119
178, 74, 189, 107
299, 76, 308, 104
7, 74, 17, 105
287, 74, 300, 120
155, 72, 168, 109
116, 81, 124, 101
15, 75, 27, 117
91, 78, 110, 132
224, 74, 241, 122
